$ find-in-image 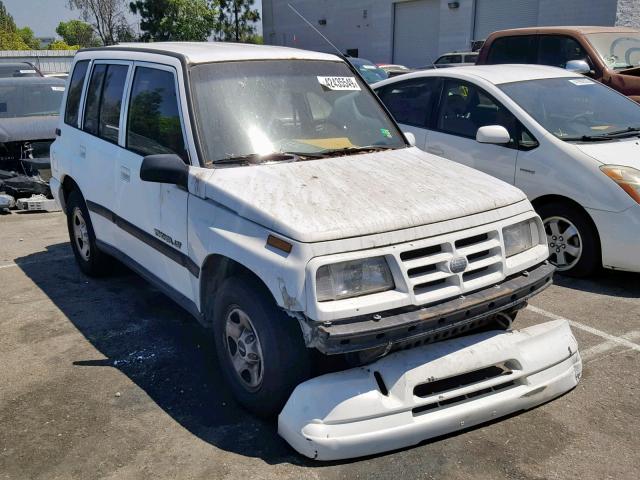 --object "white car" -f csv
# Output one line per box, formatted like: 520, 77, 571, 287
49, 44, 579, 459
374, 65, 640, 276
